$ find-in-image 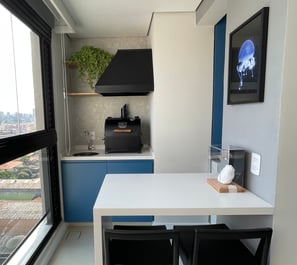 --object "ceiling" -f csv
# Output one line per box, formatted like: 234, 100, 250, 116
44, 0, 202, 38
